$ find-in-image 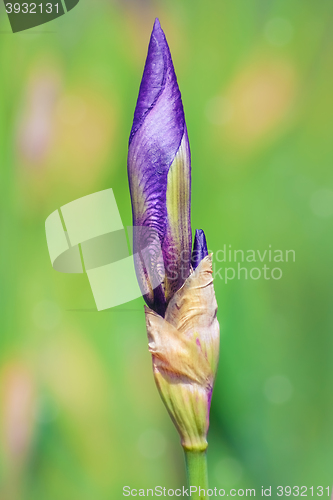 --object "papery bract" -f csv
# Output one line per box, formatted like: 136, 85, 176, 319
145, 255, 219, 450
